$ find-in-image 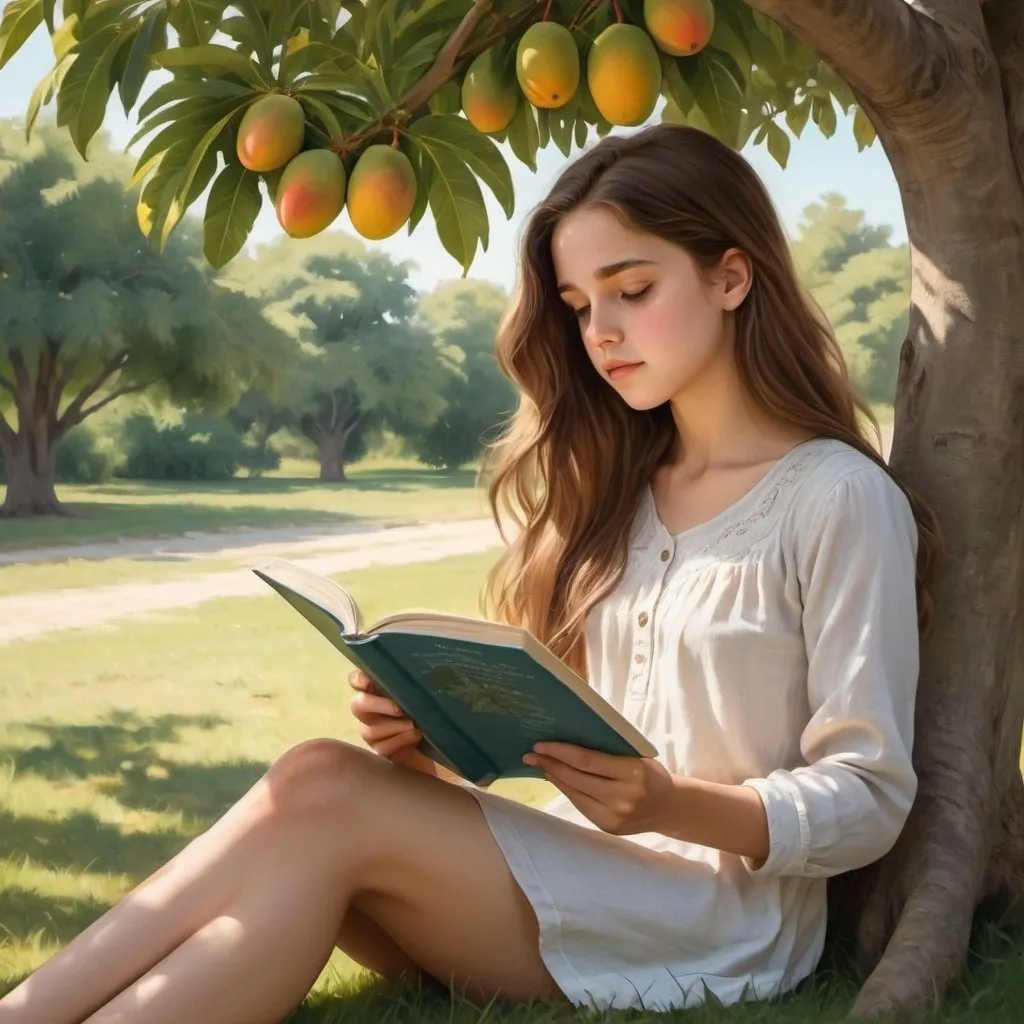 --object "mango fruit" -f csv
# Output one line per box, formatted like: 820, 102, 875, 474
275, 148, 347, 239
462, 47, 518, 133
587, 24, 662, 127
643, 0, 715, 57
346, 144, 418, 241
236, 94, 306, 173
516, 22, 580, 109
